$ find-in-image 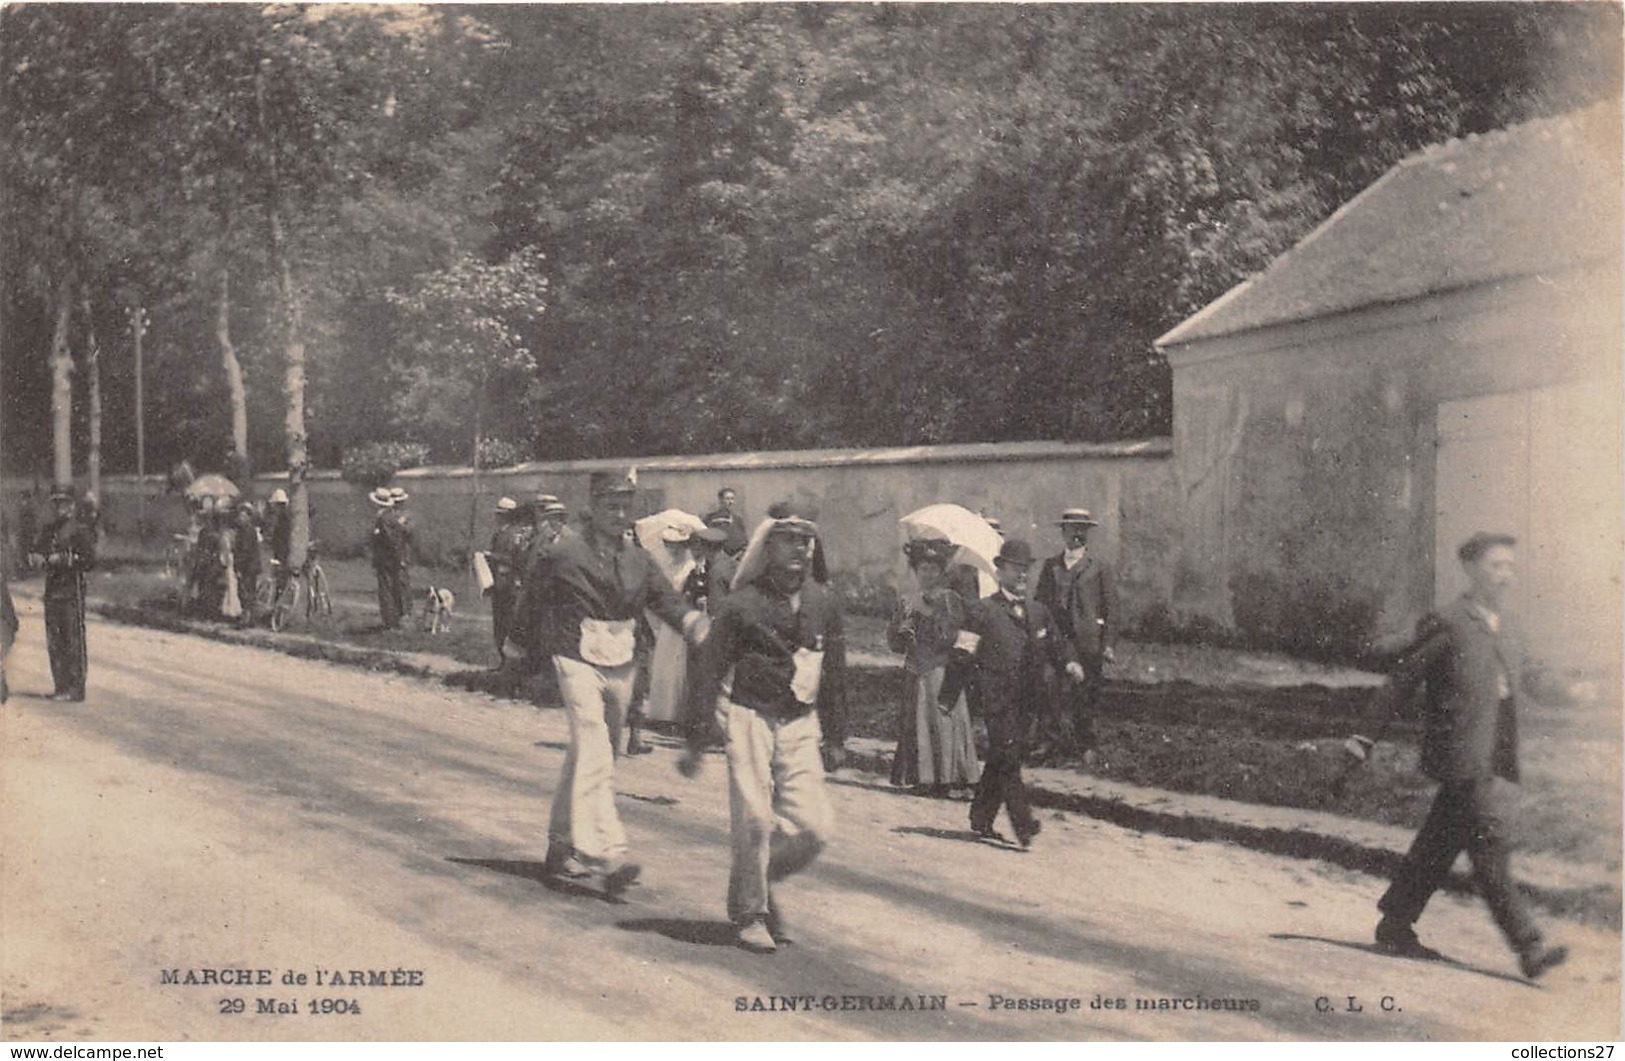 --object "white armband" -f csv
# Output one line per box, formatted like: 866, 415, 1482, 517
953, 629, 981, 654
